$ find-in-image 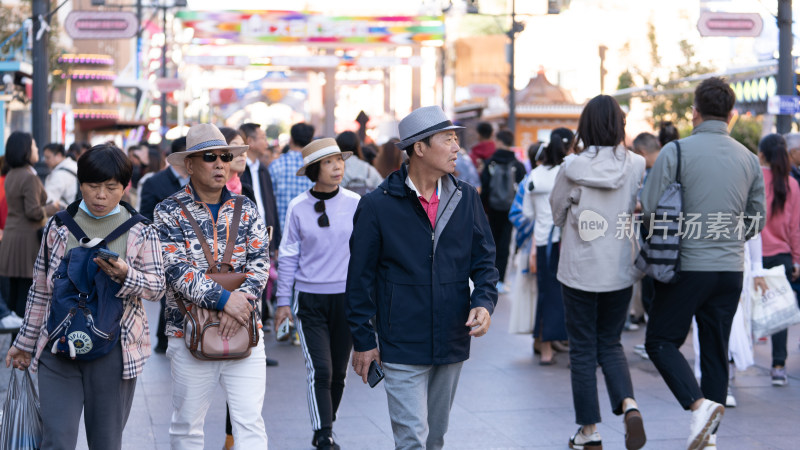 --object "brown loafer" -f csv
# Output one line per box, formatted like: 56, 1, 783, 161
624, 408, 646, 450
